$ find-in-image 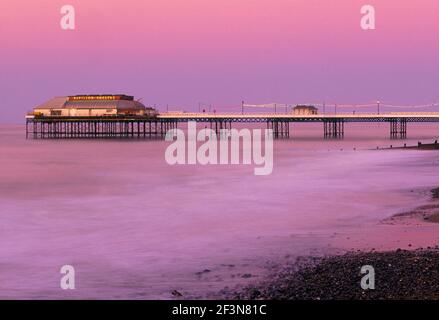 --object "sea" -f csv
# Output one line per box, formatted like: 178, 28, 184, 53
1, 122, 439, 299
